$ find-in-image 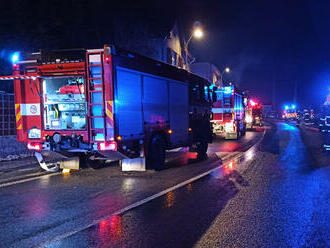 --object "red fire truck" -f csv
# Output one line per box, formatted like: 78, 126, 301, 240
0, 46, 213, 171
245, 99, 263, 129
211, 85, 246, 139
